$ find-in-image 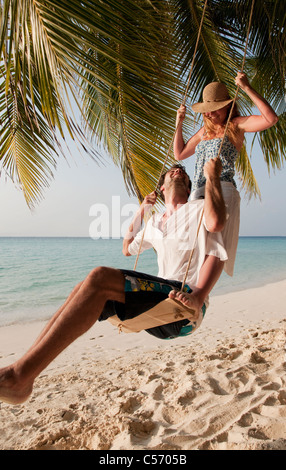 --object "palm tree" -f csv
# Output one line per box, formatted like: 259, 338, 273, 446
0, 0, 285, 208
